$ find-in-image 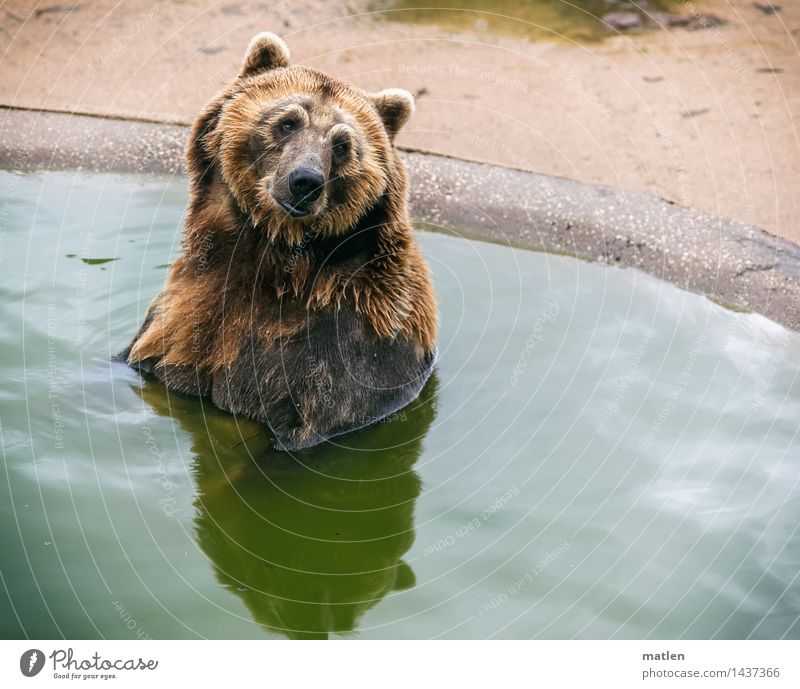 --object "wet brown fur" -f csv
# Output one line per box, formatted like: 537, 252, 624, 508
124, 33, 438, 450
